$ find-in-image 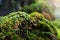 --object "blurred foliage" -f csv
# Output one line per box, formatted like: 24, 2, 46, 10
22, 0, 53, 14
0, 11, 57, 40
51, 19, 60, 28
0, 0, 36, 11
50, 19, 60, 40
22, 1, 55, 20
0, 0, 53, 15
